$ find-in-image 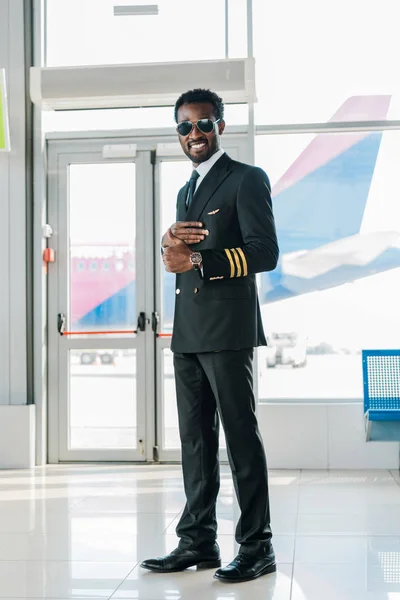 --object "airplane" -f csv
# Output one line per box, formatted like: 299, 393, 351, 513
70, 95, 400, 329
70, 245, 136, 328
